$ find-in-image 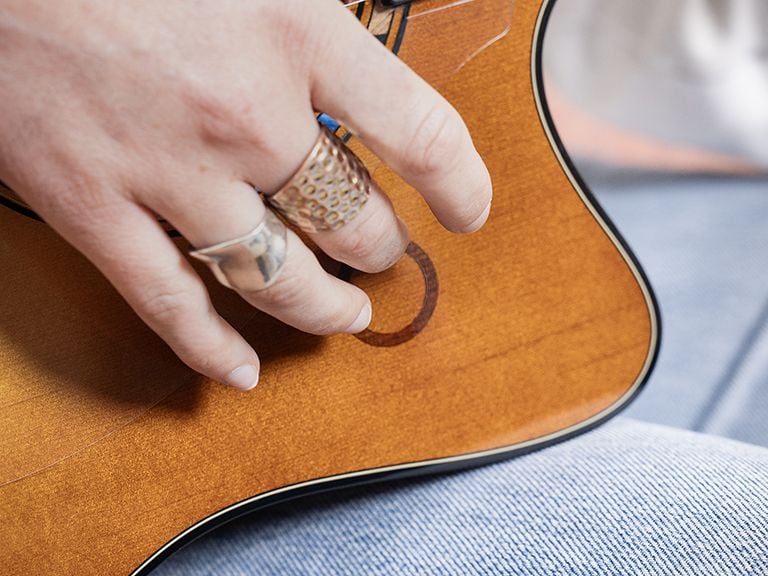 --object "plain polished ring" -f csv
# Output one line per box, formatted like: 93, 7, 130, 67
188, 209, 288, 292
266, 125, 374, 233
